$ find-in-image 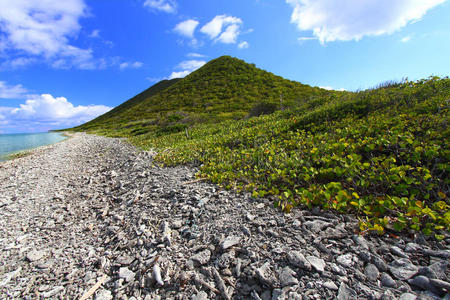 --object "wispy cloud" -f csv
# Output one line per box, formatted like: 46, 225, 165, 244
400, 36, 412, 42
143, 0, 177, 13
119, 61, 144, 70
0, 81, 28, 99
286, 0, 446, 44
168, 59, 206, 79
186, 53, 206, 58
